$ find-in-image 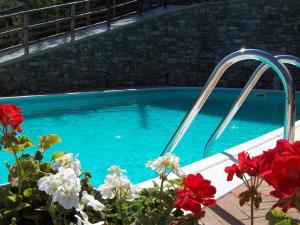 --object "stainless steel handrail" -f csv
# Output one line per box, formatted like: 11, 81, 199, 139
204, 54, 300, 156
160, 49, 296, 156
